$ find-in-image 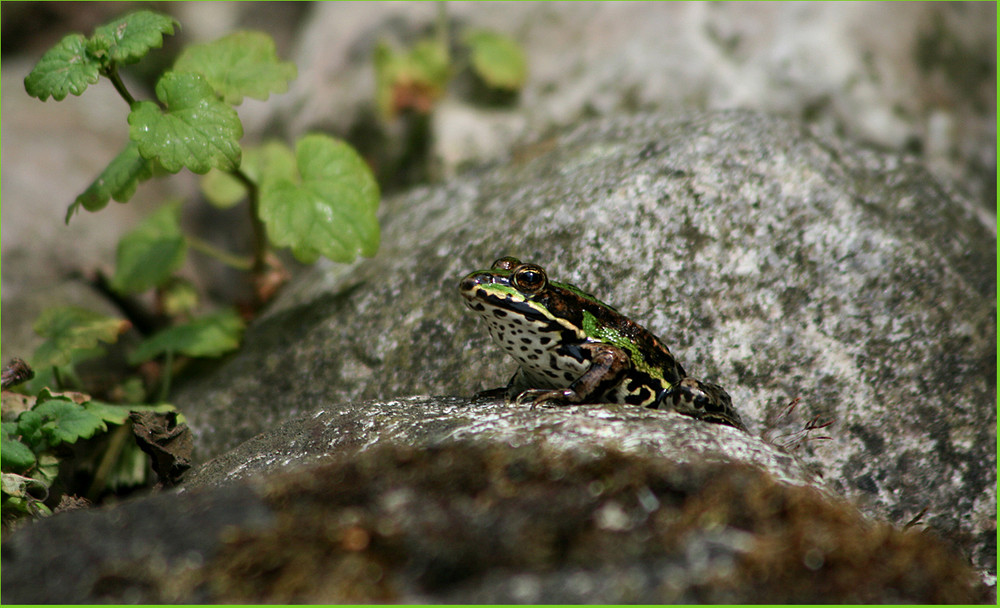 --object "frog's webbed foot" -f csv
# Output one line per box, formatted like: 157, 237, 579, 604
659, 378, 747, 432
